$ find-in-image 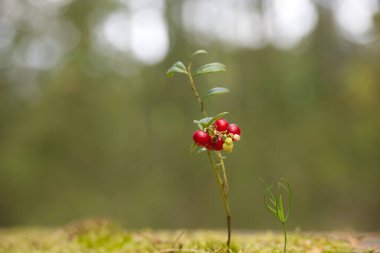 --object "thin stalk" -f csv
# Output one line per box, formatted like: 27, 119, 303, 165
207, 151, 231, 247
282, 222, 287, 253
186, 63, 231, 248
207, 151, 228, 211
187, 62, 207, 117
216, 151, 229, 193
